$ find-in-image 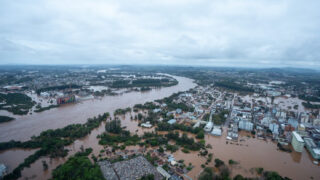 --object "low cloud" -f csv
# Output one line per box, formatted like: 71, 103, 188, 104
0, 0, 319, 68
